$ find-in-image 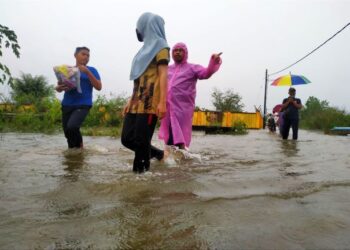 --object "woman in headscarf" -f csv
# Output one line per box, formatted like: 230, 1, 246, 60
159, 43, 222, 150
121, 12, 170, 173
